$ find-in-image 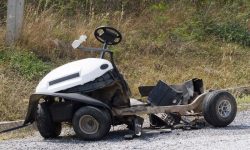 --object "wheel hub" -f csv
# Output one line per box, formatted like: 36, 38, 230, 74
218, 100, 232, 118
79, 115, 99, 134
